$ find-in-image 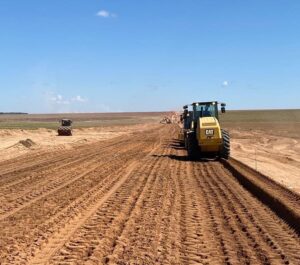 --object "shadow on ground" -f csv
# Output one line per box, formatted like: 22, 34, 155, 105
153, 138, 215, 162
